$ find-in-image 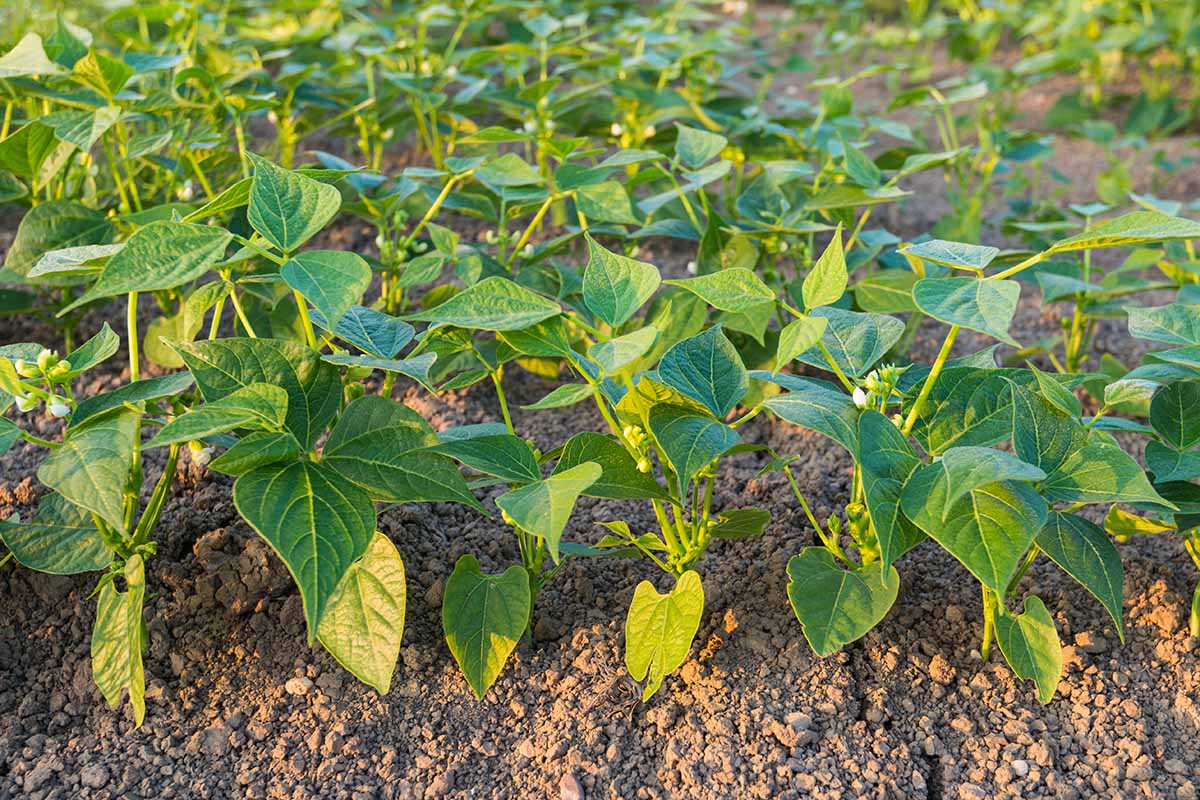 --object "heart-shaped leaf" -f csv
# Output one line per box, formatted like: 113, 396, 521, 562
657, 326, 747, 419
38, 408, 137, 533
0, 493, 111, 574
248, 153, 341, 253
625, 570, 704, 700
648, 405, 739, 495
995, 596, 1062, 705
234, 460, 376, 641
1037, 512, 1124, 642
582, 234, 660, 327
442, 555, 531, 699
317, 533, 406, 694
787, 547, 899, 656
91, 554, 146, 726
282, 250, 372, 327
406, 276, 560, 331
913, 277, 1021, 345
496, 462, 601, 562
